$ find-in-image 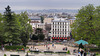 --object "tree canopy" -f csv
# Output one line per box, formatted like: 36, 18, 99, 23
71, 4, 100, 47
0, 5, 33, 46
